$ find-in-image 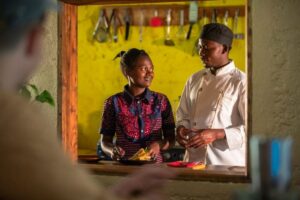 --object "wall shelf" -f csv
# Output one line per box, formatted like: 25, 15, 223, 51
60, 0, 215, 6
92, 5, 245, 26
